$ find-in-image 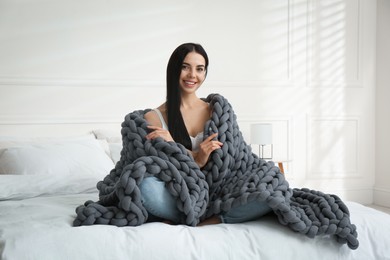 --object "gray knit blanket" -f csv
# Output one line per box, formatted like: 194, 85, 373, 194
74, 94, 359, 250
